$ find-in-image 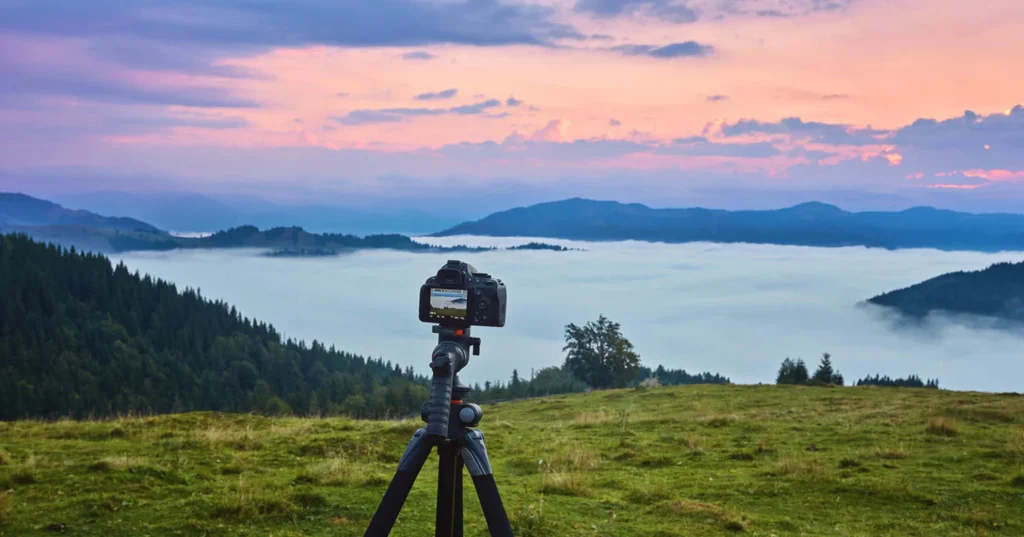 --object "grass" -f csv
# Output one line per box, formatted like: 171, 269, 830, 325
0, 384, 1023, 536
